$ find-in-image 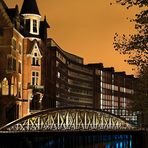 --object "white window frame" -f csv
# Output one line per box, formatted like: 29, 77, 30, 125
32, 71, 39, 85
32, 52, 40, 66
